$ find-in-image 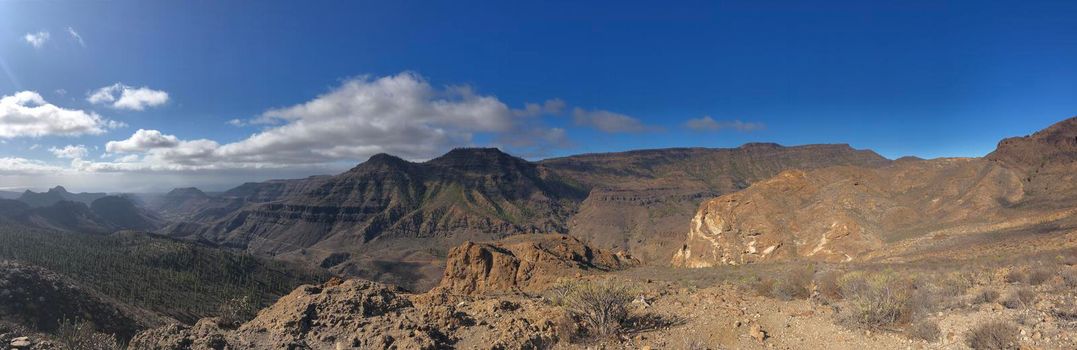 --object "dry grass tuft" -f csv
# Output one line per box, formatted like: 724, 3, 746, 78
965, 320, 1019, 350
972, 288, 1000, 304
835, 271, 922, 329
547, 279, 636, 339
907, 319, 941, 342
1001, 287, 1036, 309
1026, 267, 1053, 285
1003, 269, 1027, 284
